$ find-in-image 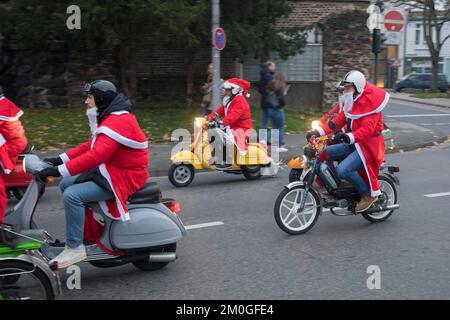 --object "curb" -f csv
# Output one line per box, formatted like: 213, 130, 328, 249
390, 96, 450, 109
